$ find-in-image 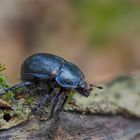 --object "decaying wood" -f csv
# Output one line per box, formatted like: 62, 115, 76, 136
0, 73, 140, 140
0, 98, 12, 109
0, 113, 140, 140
